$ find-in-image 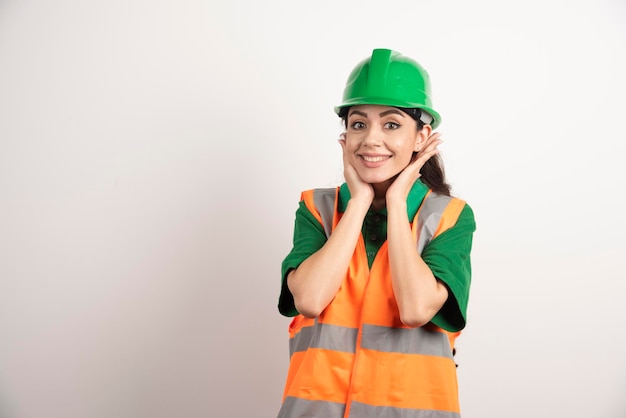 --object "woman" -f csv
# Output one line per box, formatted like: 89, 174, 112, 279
277, 48, 476, 418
